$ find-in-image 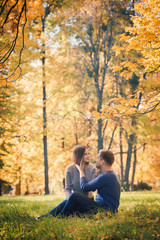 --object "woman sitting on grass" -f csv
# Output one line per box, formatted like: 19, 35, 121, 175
35, 149, 120, 220
65, 145, 96, 199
